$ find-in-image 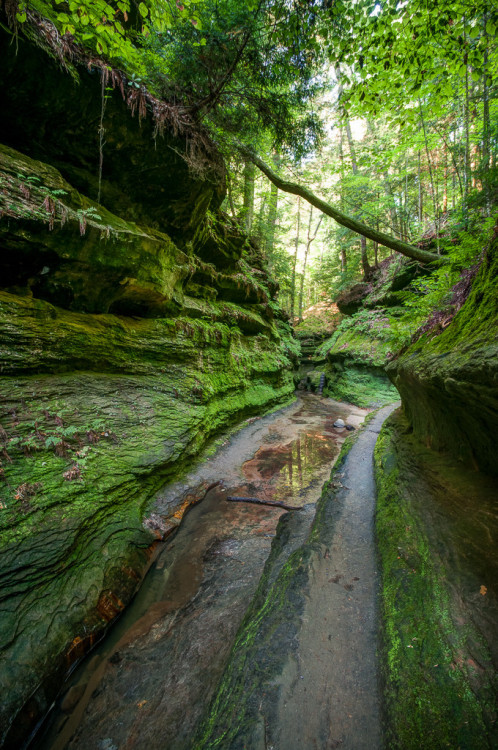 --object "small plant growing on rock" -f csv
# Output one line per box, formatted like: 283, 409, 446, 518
75, 206, 102, 236
63, 464, 82, 481
14, 481, 42, 512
